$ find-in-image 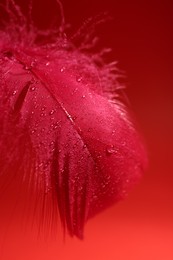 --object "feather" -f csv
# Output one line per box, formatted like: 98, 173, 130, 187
0, 1, 147, 239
